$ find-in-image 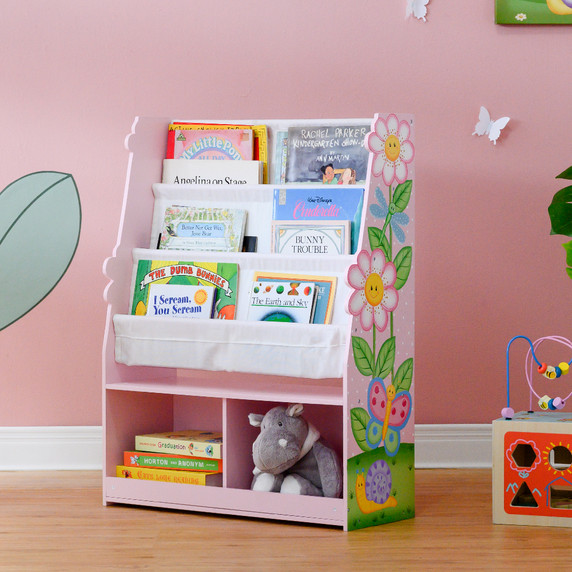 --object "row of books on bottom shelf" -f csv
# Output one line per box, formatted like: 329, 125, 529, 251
116, 430, 223, 487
